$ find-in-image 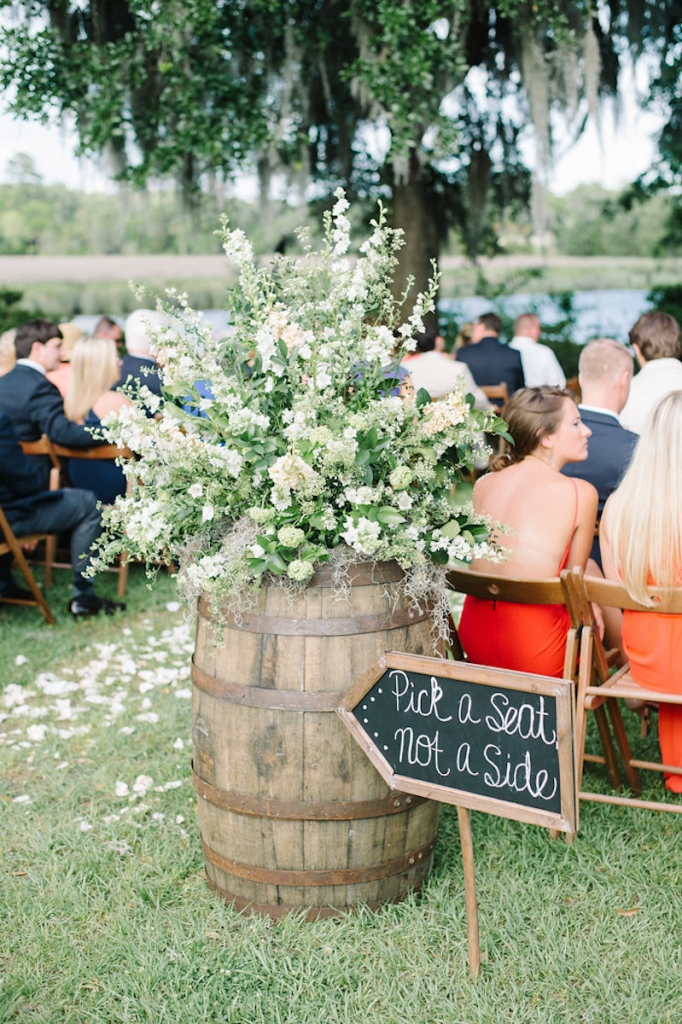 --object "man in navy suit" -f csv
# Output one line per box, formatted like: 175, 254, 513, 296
562, 338, 638, 568
115, 308, 164, 410
0, 412, 123, 615
455, 311, 525, 401
0, 318, 108, 485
